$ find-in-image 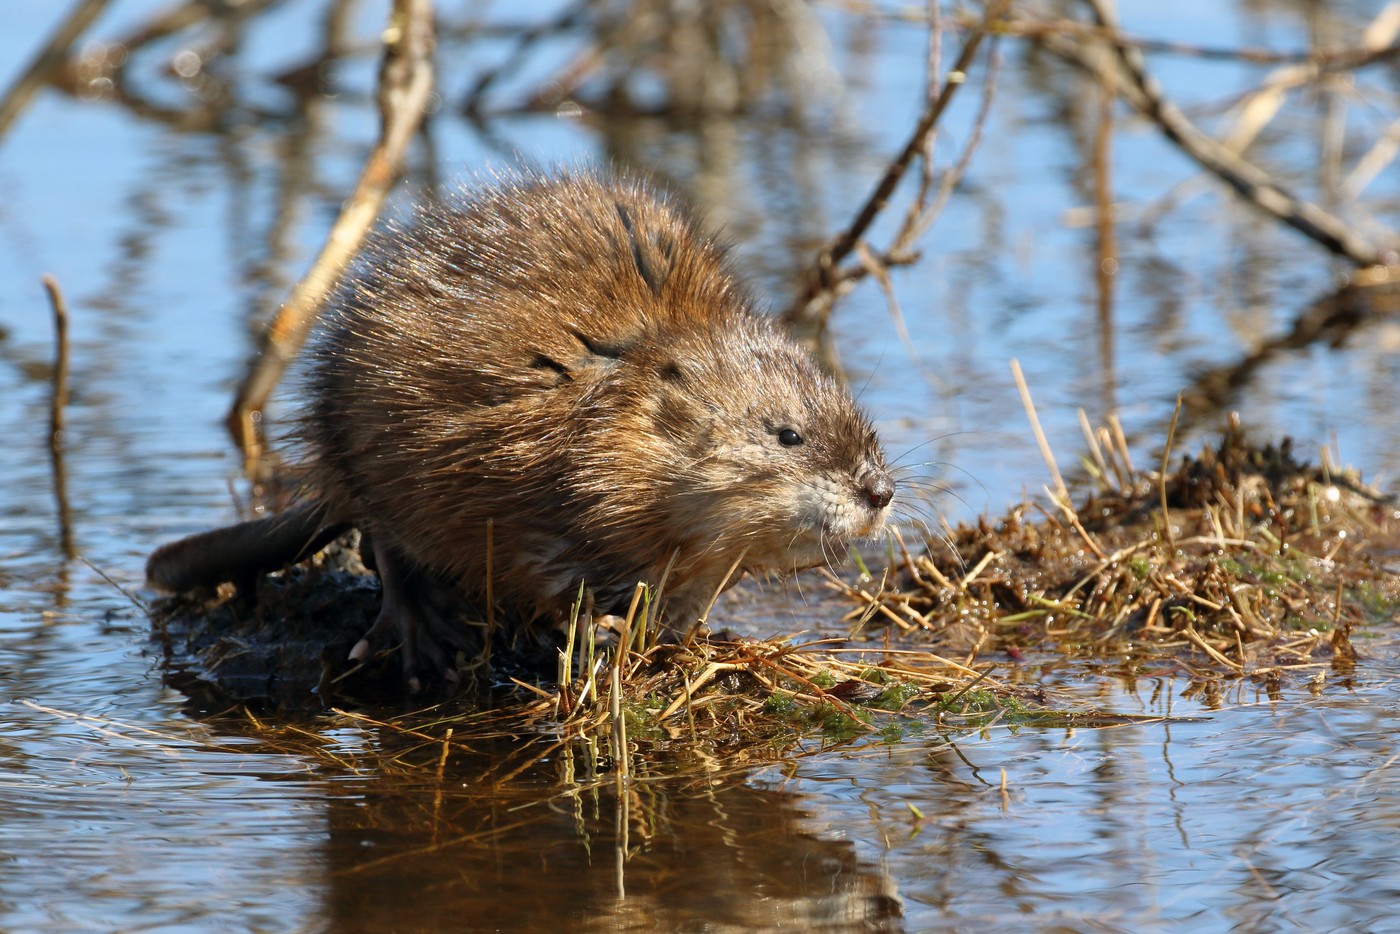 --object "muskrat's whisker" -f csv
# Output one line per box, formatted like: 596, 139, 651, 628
887, 431, 977, 468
